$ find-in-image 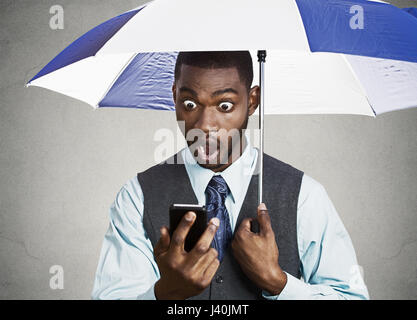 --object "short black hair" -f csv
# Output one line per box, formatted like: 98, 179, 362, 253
174, 51, 253, 90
